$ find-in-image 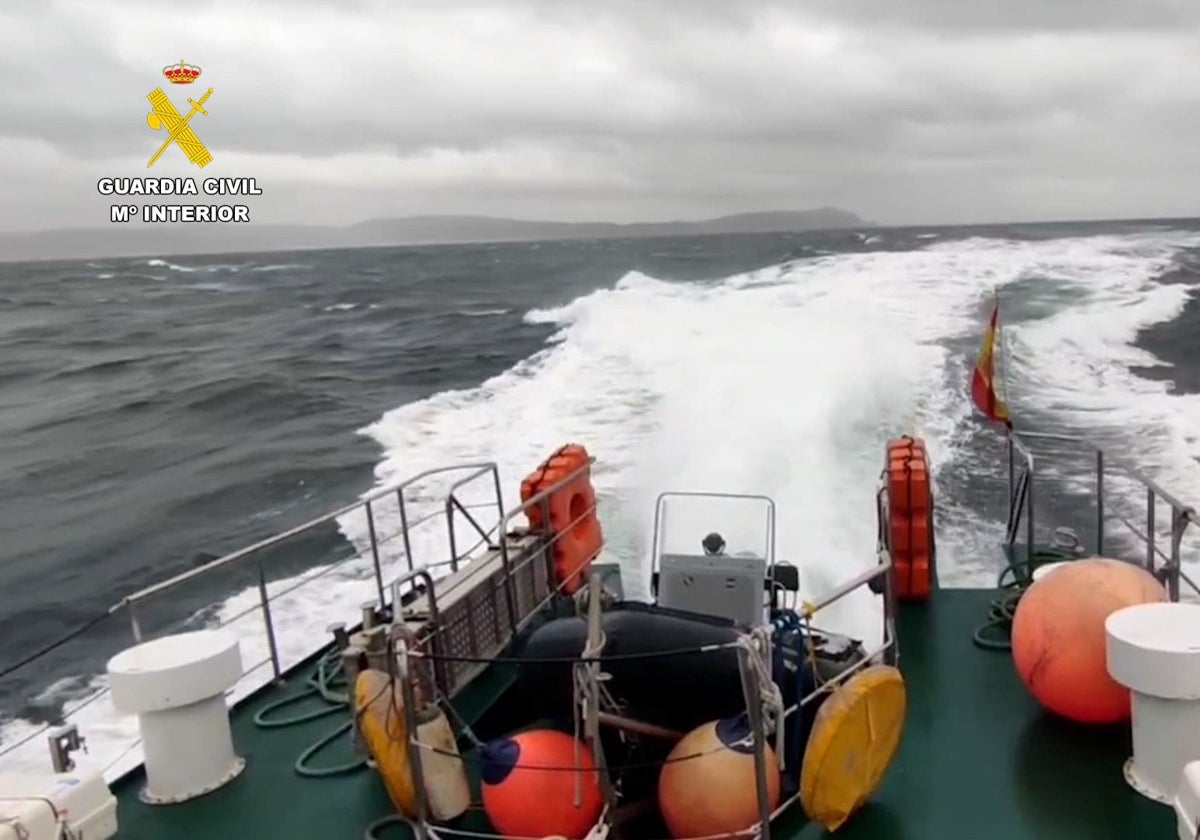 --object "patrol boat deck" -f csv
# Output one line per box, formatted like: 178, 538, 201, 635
1, 431, 1197, 840
104, 589, 1170, 840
